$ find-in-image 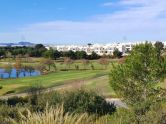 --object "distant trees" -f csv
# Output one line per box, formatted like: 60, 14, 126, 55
43, 49, 54, 59
64, 57, 73, 70
0, 49, 5, 58
0, 44, 47, 59
76, 51, 87, 59
41, 59, 55, 71
35, 44, 46, 50
13, 57, 22, 78
0, 44, 102, 60
4, 63, 12, 78
24, 53, 30, 62
113, 49, 122, 58
23, 65, 35, 76
5, 51, 12, 61
98, 57, 109, 69
82, 59, 90, 70
43, 50, 100, 60
87, 52, 100, 60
